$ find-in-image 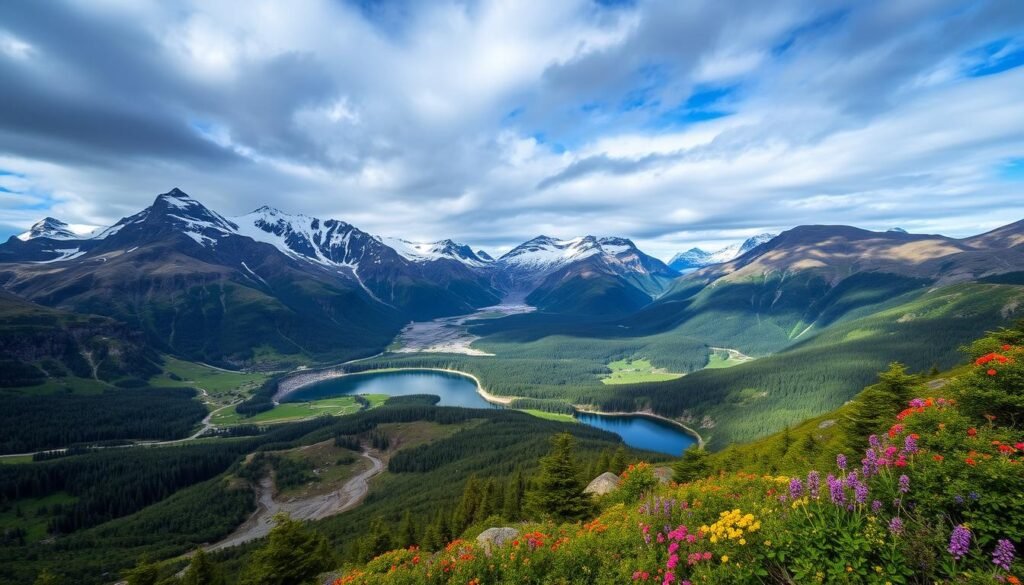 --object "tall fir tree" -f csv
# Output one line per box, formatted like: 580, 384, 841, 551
609, 445, 628, 474
526, 433, 592, 521
842, 362, 917, 445
181, 549, 226, 585
239, 514, 333, 585
672, 445, 711, 483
